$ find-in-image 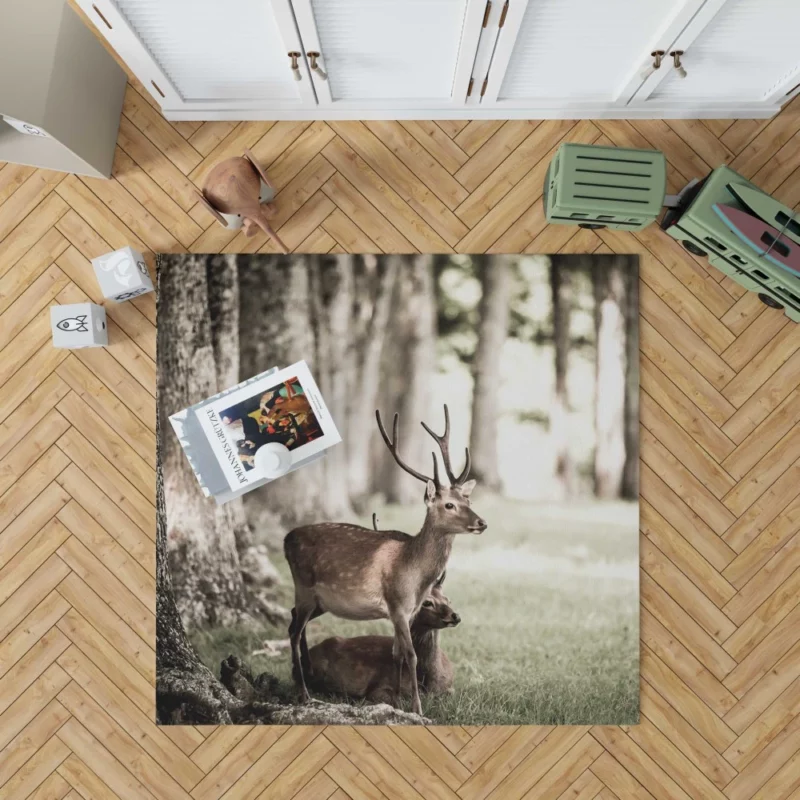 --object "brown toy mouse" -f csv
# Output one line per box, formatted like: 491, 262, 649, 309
196, 148, 288, 253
